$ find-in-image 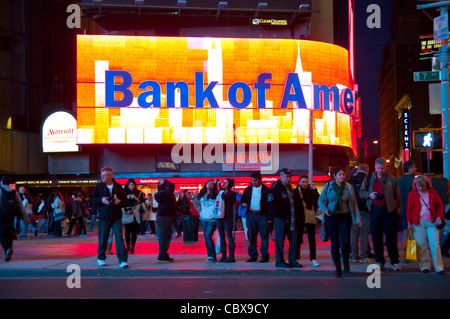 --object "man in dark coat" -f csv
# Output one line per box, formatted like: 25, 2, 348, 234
154, 179, 176, 262
90, 166, 128, 268
267, 168, 304, 268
